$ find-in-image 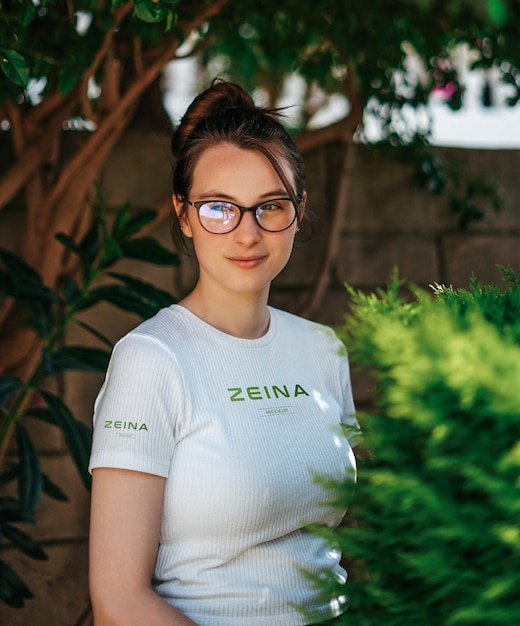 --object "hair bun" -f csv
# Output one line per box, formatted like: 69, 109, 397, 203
205, 80, 255, 110
172, 81, 255, 157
